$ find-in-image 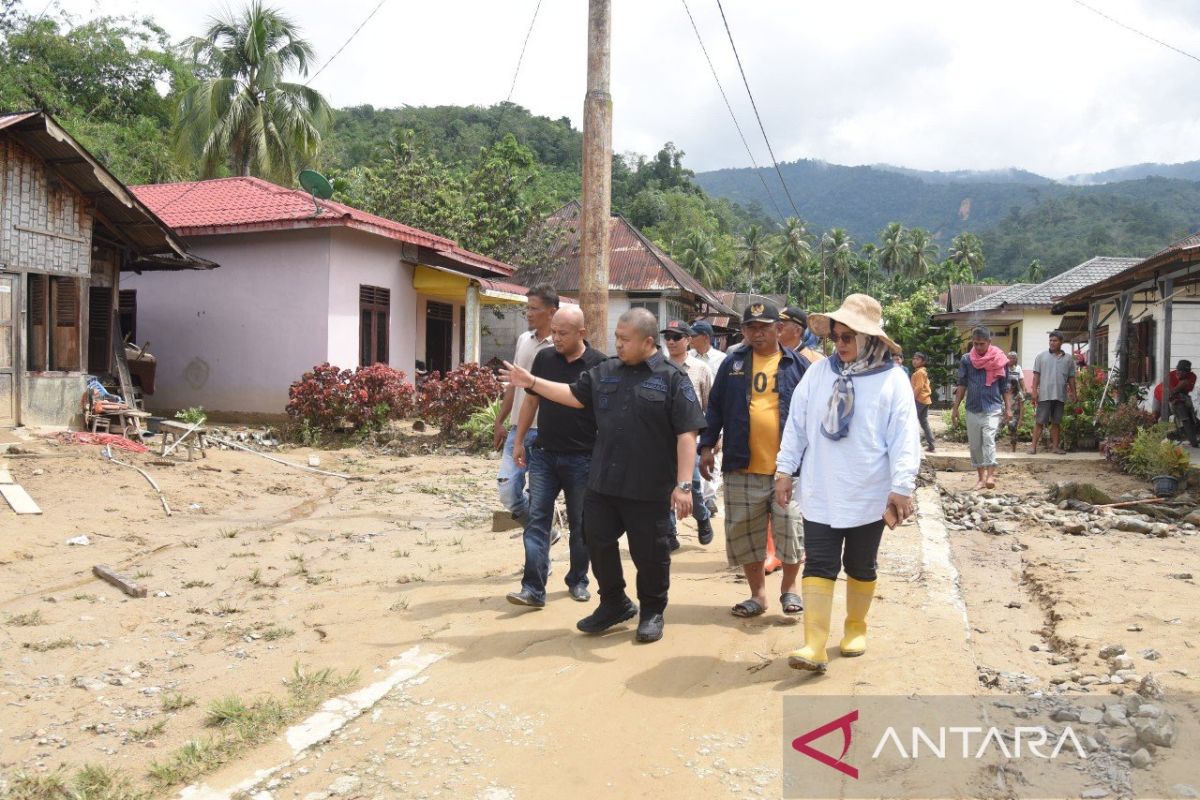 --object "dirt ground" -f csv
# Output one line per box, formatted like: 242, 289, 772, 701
1, 430, 1198, 799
